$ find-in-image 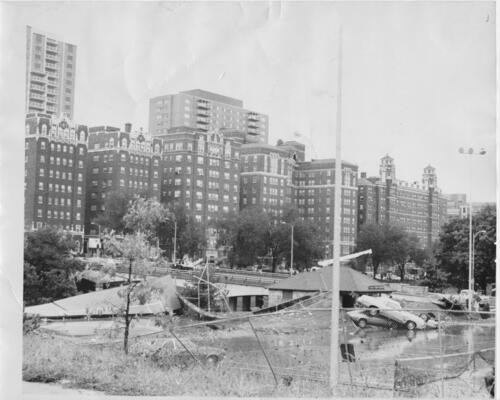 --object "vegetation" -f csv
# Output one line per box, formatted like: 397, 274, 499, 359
23, 334, 339, 397
103, 232, 152, 353
93, 189, 137, 233
357, 223, 428, 280
434, 205, 496, 291
215, 206, 323, 271
23, 228, 85, 306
